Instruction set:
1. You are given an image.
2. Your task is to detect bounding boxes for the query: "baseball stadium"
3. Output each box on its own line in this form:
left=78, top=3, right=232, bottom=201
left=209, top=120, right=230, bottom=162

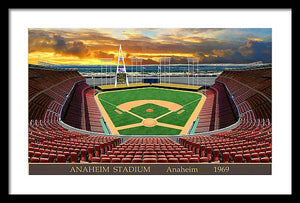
left=28, top=43, right=272, bottom=164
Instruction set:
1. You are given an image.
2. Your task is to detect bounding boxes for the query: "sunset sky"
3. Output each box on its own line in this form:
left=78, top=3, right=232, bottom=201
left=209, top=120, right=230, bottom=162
left=28, top=28, right=272, bottom=65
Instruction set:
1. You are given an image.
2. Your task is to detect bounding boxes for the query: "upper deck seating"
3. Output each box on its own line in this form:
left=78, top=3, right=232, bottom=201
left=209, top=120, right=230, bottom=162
left=29, top=67, right=84, bottom=121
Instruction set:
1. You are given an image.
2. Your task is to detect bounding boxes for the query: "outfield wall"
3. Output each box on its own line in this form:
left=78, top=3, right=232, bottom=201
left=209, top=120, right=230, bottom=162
left=85, top=76, right=217, bottom=87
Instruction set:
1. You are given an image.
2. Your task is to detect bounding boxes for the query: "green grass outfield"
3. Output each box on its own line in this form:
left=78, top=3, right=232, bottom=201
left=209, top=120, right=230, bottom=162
left=98, top=87, right=202, bottom=135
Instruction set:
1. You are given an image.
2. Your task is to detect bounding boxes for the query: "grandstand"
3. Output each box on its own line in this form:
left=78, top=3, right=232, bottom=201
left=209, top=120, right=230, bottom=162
left=28, top=65, right=272, bottom=164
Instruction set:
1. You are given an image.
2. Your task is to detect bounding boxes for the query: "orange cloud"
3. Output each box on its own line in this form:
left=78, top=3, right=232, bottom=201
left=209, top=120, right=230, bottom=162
left=28, top=28, right=271, bottom=65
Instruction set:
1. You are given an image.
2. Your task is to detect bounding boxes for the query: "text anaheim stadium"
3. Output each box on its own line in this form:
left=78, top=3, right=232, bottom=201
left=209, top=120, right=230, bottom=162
left=68, top=165, right=199, bottom=174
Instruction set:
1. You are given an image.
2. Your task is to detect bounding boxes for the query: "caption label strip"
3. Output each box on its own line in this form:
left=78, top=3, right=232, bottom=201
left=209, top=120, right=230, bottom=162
left=29, top=163, right=271, bottom=175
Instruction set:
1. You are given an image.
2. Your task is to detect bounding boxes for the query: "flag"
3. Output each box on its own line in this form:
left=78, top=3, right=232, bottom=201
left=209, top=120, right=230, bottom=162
left=118, top=67, right=125, bottom=73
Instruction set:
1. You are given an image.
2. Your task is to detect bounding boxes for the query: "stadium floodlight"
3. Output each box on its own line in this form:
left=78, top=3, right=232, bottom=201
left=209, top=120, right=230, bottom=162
left=99, top=58, right=113, bottom=88
left=130, top=58, right=143, bottom=84
left=159, top=57, right=171, bottom=84
left=187, top=57, right=199, bottom=86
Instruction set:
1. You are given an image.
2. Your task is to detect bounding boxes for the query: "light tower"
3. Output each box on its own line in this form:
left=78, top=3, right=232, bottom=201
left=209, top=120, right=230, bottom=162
left=130, top=58, right=143, bottom=84
left=187, top=57, right=199, bottom=86
left=159, top=57, right=171, bottom=84
left=115, top=44, right=129, bottom=87
left=100, top=58, right=113, bottom=87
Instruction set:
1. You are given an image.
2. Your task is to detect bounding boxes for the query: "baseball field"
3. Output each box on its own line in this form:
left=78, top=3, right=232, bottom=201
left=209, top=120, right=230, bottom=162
left=95, top=87, right=206, bottom=135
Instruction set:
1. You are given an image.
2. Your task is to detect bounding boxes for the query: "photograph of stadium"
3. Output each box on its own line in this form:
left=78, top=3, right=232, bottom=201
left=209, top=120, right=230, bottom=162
left=28, top=28, right=272, bottom=175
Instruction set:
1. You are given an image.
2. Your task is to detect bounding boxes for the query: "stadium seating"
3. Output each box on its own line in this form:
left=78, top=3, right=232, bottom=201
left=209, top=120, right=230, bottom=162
left=84, top=88, right=104, bottom=132
left=210, top=83, right=237, bottom=129
left=215, top=69, right=271, bottom=120
left=180, top=68, right=272, bottom=163
left=28, top=66, right=271, bottom=163
left=62, top=82, right=104, bottom=132
left=63, top=82, right=90, bottom=129
left=29, top=67, right=84, bottom=121
left=195, top=89, right=216, bottom=133
left=28, top=119, right=121, bottom=163
left=195, top=82, right=237, bottom=133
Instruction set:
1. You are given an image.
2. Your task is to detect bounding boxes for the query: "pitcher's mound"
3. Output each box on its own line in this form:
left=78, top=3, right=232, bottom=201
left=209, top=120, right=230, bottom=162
left=142, top=119, right=157, bottom=127
left=146, top=108, right=154, bottom=112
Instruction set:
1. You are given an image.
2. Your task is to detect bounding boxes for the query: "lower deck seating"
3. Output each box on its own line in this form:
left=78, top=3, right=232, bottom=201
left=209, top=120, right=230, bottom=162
left=28, top=119, right=120, bottom=163
left=100, top=138, right=195, bottom=163
left=180, top=116, right=272, bottom=163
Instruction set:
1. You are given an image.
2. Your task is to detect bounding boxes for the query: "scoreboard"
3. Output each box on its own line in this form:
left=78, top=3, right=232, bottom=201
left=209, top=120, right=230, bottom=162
left=117, top=73, right=127, bottom=83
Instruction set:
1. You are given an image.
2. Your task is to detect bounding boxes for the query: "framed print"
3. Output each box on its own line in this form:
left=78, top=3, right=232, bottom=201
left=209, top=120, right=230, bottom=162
left=9, top=9, right=292, bottom=195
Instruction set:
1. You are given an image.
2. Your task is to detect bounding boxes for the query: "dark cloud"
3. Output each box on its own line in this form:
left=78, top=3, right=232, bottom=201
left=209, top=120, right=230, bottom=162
left=237, top=39, right=272, bottom=63
left=200, top=39, right=272, bottom=63
left=52, top=35, right=90, bottom=58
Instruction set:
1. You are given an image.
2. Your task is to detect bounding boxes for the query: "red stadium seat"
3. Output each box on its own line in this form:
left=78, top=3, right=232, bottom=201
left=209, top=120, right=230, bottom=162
left=111, top=158, right=121, bottom=163
left=121, top=158, right=132, bottom=163
left=70, top=152, right=78, bottom=163
left=179, top=158, right=189, bottom=163
left=143, top=158, right=157, bottom=163
left=243, top=154, right=251, bottom=163
left=222, top=152, right=229, bottom=163
left=251, top=153, right=259, bottom=158
left=213, top=149, right=219, bottom=162
left=101, top=157, right=111, bottom=163
left=206, top=146, right=212, bottom=161
left=199, top=157, right=209, bottom=163
left=261, top=157, right=270, bottom=163
left=189, top=157, right=199, bottom=162
left=93, top=146, right=100, bottom=157
left=91, top=157, right=101, bottom=162
left=40, top=158, right=49, bottom=163
left=81, top=149, right=87, bottom=162
left=157, top=158, right=168, bottom=163
left=168, top=158, right=179, bottom=163
left=30, top=157, right=39, bottom=163
left=259, top=152, right=266, bottom=158
left=57, top=154, right=66, bottom=163
left=251, top=158, right=260, bottom=163
left=49, top=154, right=56, bottom=163
left=28, top=151, right=34, bottom=157
left=88, top=147, right=94, bottom=161
left=34, top=151, right=41, bottom=158
left=41, top=152, right=49, bottom=158
left=266, top=151, right=272, bottom=157
left=234, top=154, right=243, bottom=163
left=132, top=158, right=143, bottom=163
left=200, top=146, right=205, bottom=157
left=230, top=151, right=236, bottom=159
